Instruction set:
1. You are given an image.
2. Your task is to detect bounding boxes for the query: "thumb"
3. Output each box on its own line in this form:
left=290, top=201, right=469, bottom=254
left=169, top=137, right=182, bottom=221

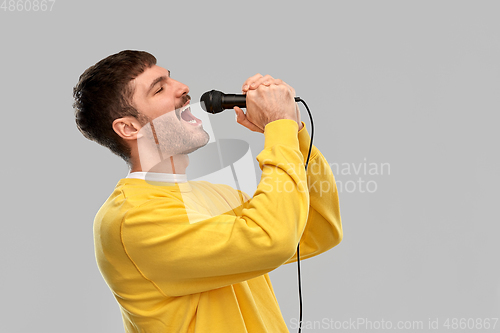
left=234, top=107, right=264, bottom=133
left=234, top=107, right=242, bottom=121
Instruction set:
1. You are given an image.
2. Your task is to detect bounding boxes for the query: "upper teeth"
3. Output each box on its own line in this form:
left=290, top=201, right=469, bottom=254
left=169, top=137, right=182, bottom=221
left=180, top=105, right=189, bottom=114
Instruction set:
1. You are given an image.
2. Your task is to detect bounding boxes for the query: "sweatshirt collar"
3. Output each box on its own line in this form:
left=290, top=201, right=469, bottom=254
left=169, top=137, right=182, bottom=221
left=126, top=171, right=188, bottom=183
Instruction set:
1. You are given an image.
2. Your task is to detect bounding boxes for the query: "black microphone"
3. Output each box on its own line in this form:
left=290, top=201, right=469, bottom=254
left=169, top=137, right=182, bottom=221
left=200, top=90, right=300, bottom=114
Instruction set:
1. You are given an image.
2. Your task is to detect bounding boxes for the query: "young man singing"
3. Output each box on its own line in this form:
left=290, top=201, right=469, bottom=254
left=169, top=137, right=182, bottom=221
left=73, top=50, right=342, bottom=332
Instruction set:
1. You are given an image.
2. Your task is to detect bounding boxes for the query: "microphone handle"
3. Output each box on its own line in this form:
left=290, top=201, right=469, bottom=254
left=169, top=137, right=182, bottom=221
left=221, top=94, right=247, bottom=109
left=221, top=94, right=301, bottom=109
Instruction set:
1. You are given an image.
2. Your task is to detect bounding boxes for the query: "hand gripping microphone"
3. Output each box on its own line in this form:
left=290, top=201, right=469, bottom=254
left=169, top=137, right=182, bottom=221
left=200, top=89, right=301, bottom=114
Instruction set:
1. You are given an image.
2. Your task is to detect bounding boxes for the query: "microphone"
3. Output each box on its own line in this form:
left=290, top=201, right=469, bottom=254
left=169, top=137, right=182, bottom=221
left=200, top=90, right=300, bottom=114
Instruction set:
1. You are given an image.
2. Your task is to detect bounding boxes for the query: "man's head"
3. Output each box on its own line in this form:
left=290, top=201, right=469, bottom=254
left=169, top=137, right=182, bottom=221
left=73, top=50, right=208, bottom=168
left=73, top=50, right=155, bottom=162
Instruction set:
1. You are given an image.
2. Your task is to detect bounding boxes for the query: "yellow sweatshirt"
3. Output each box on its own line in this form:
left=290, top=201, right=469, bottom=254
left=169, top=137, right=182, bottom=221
left=94, top=119, right=342, bottom=333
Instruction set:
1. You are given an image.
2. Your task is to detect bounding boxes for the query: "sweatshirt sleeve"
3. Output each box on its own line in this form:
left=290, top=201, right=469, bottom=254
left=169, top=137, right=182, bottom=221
left=120, top=119, right=310, bottom=297
left=284, top=122, right=343, bottom=264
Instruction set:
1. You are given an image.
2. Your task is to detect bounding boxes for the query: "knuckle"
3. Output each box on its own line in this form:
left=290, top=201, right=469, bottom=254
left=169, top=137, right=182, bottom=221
left=277, top=84, right=288, bottom=92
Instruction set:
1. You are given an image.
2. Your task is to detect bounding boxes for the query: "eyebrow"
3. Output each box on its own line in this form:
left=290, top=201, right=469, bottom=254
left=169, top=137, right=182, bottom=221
left=147, top=70, right=171, bottom=95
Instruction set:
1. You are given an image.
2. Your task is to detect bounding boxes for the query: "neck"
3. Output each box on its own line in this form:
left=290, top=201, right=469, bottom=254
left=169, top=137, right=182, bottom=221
left=130, top=154, right=189, bottom=174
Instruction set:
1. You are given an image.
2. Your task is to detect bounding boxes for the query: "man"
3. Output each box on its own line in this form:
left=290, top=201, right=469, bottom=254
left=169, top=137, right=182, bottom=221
left=73, top=50, right=342, bottom=333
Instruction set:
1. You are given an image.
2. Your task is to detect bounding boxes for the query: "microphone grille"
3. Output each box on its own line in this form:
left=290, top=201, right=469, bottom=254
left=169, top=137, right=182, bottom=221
left=200, top=90, right=224, bottom=114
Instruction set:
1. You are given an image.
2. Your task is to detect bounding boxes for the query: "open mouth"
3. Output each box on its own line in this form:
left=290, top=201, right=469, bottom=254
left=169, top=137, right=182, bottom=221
left=180, top=104, right=202, bottom=126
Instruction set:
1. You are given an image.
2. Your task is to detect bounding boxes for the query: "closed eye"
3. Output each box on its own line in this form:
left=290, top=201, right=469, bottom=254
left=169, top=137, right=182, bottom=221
left=155, top=87, right=164, bottom=94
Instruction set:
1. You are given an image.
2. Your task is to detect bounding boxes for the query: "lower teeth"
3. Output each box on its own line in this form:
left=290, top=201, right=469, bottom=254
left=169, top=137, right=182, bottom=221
left=187, top=119, right=196, bottom=123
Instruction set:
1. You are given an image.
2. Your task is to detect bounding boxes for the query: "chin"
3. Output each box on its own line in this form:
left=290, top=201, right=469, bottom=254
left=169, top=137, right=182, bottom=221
left=184, top=132, right=210, bottom=155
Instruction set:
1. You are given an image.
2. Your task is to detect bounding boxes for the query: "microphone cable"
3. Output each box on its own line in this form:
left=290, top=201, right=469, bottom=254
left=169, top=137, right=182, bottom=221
left=295, top=97, right=314, bottom=333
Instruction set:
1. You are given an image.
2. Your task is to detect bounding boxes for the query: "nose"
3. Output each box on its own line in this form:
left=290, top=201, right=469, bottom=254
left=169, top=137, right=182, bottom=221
left=173, top=79, right=189, bottom=98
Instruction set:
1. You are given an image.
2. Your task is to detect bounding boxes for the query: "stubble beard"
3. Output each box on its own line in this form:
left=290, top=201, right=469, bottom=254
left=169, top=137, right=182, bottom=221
left=146, top=98, right=210, bottom=157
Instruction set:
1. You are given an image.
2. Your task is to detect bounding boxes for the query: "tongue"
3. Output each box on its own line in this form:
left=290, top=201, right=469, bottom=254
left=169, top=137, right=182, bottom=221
left=181, top=108, right=195, bottom=121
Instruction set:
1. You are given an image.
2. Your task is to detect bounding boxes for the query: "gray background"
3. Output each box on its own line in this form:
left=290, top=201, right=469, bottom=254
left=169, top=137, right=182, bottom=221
left=1, top=0, right=499, bottom=332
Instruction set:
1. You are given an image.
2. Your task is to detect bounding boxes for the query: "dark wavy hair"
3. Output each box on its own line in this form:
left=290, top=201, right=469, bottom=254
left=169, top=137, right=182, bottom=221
left=73, top=50, right=156, bottom=162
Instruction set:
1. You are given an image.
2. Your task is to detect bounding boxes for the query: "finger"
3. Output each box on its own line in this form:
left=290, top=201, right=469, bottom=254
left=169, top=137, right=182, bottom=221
left=235, top=108, right=264, bottom=133
left=234, top=107, right=264, bottom=133
left=242, top=74, right=276, bottom=93
left=248, top=74, right=275, bottom=90
left=242, top=73, right=263, bottom=93
left=280, top=80, right=296, bottom=97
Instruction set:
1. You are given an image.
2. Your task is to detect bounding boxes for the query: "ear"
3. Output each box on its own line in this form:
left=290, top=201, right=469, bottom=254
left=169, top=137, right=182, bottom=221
left=112, top=117, right=143, bottom=141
